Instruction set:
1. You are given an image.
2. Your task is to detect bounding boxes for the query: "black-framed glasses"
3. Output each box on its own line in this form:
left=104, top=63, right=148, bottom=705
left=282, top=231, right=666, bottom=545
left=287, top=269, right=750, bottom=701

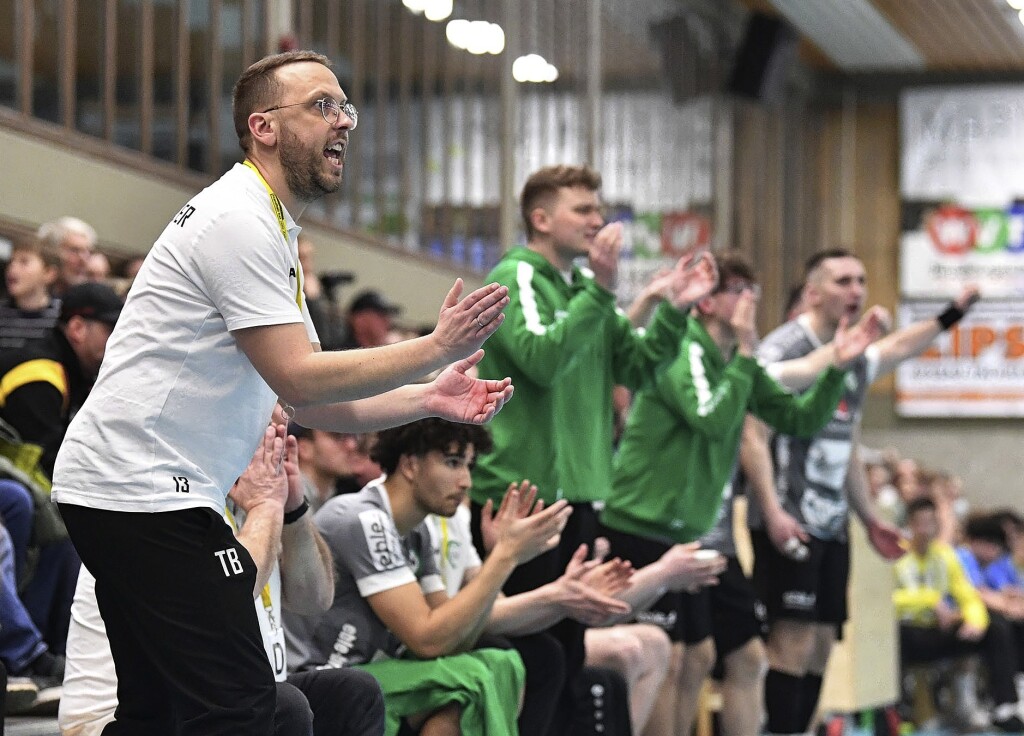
left=262, top=98, right=358, bottom=129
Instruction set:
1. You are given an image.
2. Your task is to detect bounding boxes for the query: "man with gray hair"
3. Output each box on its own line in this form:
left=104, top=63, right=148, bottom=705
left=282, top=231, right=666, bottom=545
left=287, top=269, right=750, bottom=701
left=37, top=217, right=97, bottom=296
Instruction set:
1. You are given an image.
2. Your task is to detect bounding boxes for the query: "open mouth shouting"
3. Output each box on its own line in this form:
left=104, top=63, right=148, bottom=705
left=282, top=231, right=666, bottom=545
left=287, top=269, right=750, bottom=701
left=324, top=140, right=347, bottom=168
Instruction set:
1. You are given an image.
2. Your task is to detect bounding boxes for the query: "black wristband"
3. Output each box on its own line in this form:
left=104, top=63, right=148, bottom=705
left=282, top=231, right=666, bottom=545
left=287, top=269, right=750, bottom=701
left=283, top=499, right=310, bottom=524
left=937, top=304, right=965, bottom=331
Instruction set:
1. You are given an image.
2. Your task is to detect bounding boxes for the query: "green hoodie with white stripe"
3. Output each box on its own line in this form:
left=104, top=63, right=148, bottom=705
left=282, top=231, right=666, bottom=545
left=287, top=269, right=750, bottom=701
left=470, top=246, right=689, bottom=507
left=600, top=318, right=846, bottom=545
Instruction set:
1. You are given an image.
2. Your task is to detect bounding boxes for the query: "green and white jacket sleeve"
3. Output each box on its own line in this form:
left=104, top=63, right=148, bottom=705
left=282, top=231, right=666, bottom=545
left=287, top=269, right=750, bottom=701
left=489, top=257, right=618, bottom=385
left=748, top=364, right=846, bottom=437
left=655, top=343, right=759, bottom=440
left=609, top=301, right=689, bottom=391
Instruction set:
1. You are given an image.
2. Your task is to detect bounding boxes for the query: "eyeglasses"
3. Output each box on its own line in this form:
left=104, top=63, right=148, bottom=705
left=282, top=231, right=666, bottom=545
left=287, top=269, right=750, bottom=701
left=261, top=98, right=358, bottom=129
left=717, top=282, right=761, bottom=299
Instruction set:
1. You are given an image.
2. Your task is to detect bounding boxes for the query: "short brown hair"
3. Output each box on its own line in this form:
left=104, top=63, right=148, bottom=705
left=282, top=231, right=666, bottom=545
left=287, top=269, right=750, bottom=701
left=804, top=248, right=857, bottom=283
left=712, top=251, right=757, bottom=291
left=232, top=50, right=332, bottom=153
left=520, top=165, right=602, bottom=240
left=12, top=236, right=59, bottom=269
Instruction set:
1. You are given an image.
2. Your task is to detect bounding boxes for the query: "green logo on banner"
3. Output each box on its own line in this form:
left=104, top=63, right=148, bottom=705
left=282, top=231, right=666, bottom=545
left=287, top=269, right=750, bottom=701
left=974, top=208, right=1008, bottom=253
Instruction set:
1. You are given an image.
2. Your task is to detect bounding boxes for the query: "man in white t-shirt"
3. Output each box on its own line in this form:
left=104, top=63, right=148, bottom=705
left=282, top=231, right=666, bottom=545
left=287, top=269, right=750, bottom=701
left=51, top=49, right=514, bottom=736
left=60, top=415, right=385, bottom=736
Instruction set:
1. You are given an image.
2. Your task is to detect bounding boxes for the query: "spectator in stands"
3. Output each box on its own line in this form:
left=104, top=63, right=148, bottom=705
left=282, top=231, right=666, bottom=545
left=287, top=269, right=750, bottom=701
left=341, top=289, right=402, bottom=349
left=0, top=282, right=122, bottom=656
left=1, top=521, right=62, bottom=715
left=290, top=422, right=380, bottom=511
left=121, top=256, right=145, bottom=282
left=958, top=513, right=1024, bottom=698
left=85, top=252, right=111, bottom=282
left=997, top=509, right=1024, bottom=582
left=37, top=217, right=96, bottom=297
left=740, top=249, right=979, bottom=736
left=285, top=418, right=572, bottom=735
left=894, top=497, right=1023, bottom=731
left=0, top=236, right=61, bottom=350
left=60, top=415, right=386, bottom=736
left=468, top=164, right=719, bottom=734
left=297, top=234, right=346, bottom=350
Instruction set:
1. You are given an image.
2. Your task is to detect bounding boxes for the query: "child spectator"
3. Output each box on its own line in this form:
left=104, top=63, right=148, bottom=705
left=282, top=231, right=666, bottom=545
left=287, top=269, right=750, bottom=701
left=0, top=237, right=61, bottom=350
left=895, top=498, right=1023, bottom=731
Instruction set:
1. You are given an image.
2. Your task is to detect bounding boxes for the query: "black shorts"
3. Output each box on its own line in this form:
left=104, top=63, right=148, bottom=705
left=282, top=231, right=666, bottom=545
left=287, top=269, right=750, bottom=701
left=59, top=503, right=276, bottom=736
left=750, top=529, right=850, bottom=625
left=679, top=556, right=768, bottom=657
left=598, top=524, right=688, bottom=640
left=472, top=500, right=598, bottom=689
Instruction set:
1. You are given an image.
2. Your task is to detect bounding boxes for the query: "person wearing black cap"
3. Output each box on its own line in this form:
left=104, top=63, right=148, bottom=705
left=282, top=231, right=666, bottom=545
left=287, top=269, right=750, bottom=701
left=0, top=281, right=122, bottom=712
left=341, top=289, right=402, bottom=349
left=0, top=281, right=121, bottom=494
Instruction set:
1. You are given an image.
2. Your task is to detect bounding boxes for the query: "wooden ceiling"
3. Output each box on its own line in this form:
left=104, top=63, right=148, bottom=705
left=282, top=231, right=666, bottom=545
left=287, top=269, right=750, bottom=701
left=740, top=0, right=1024, bottom=73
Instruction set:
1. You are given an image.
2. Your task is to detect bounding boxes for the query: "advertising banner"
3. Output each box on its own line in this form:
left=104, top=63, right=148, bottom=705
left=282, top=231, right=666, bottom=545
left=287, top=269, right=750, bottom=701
left=895, top=300, right=1024, bottom=417
left=899, top=86, right=1024, bottom=415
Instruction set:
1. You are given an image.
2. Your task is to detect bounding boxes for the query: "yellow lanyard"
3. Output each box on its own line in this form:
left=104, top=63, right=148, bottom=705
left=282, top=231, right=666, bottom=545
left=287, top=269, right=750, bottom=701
left=242, top=159, right=303, bottom=309
left=224, top=506, right=274, bottom=613
left=439, top=516, right=450, bottom=587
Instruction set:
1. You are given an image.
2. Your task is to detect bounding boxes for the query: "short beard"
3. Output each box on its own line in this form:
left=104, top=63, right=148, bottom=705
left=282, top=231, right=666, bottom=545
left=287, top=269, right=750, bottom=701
left=279, top=127, right=343, bottom=204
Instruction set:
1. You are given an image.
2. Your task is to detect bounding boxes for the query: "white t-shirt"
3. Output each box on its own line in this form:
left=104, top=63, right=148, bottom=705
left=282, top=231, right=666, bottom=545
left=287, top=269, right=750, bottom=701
left=52, top=163, right=318, bottom=513
left=424, top=505, right=482, bottom=597
left=59, top=508, right=287, bottom=736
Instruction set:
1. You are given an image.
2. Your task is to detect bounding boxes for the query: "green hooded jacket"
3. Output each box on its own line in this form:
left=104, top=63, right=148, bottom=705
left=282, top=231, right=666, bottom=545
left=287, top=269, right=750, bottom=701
left=601, top=319, right=846, bottom=544
left=470, top=246, right=688, bottom=506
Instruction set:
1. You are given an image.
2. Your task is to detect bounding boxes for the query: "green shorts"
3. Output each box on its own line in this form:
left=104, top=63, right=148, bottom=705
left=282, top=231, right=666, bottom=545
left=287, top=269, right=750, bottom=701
left=356, top=647, right=525, bottom=736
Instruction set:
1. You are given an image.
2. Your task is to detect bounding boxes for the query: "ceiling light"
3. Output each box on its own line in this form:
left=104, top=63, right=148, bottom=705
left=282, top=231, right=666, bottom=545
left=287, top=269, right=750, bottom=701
left=446, top=19, right=470, bottom=48
left=486, top=24, right=505, bottom=55
left=512, top=54, right=558, bottom=83
left=402, top=0, right=427, bottom=13
left=424, top=0, right=452, bottom=22
left=1009, top=0, right=1024, bottom=10
left=466, top=21, right=492, bottom=54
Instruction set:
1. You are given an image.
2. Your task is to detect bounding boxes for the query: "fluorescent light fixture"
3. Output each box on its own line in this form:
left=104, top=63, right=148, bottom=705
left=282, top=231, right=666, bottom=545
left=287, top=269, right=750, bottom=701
left=512, top=54, right=558, bottom=83
left=446, top=18, right=505, bottom=55
left=424, top=0, right=453, bottom=22
left=402, top=0, right=427, bottom=14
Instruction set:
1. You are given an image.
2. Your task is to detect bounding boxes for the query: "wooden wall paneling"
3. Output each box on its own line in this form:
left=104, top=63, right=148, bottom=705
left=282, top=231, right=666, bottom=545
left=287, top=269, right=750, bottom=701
left=420, top=9, right=435, bottom=251
left=397, top=5, right=412, bottom=246
left=139, top=0, right=153, bottom=155
left=102, top=0, right=115, bottom=141
left=348, top=0, right=365, bottom=228
left=174, top=0, right=189, bottom=167
left=207, top=0, right=222, bottom=174
left=59, top=0, right=76, bottom=127
left=321, top=0, right=340, bottom=220
left=374, top=0, right=388, bottom=235
left=297, top=0, right=312, bottom=48
left=17, top=0, right=33, bottom=114
left=241, top=0, right=255, bottom=69
left=441, top=17, right=456, bottom=256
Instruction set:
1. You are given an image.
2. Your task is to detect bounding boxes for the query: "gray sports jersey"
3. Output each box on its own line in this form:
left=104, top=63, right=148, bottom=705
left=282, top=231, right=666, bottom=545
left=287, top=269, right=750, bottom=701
left=747, top=316, right=877, bottom=541
left=699, top=475, right=737, bottom=557
left=284, top=481, right=445, bottom=670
